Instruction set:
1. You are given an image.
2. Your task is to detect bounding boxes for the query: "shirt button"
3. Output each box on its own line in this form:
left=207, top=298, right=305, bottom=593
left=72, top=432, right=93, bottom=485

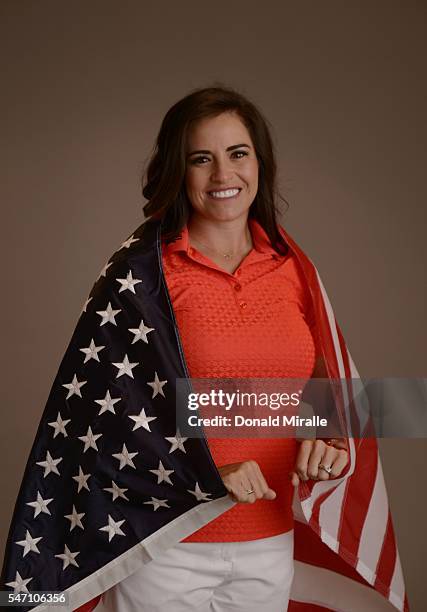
left=236, top=269, right=242, bottom=276
left=234, top=283, right=242, bottom=291
left=239, top=301, right=247, bottom=309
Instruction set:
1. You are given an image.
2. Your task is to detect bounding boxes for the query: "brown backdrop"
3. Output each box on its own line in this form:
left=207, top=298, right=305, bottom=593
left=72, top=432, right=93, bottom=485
left=1, top=1, right=426, bottom=609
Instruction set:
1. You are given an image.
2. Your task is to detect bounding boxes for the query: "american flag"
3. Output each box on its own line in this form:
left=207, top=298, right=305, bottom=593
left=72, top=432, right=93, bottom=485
left=1, top=219, right=407, bottom=611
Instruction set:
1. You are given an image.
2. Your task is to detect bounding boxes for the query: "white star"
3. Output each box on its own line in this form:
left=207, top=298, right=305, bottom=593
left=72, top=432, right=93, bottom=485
left=79, top=338, right=105, bottom=363
left=26, top=491, right=53, bottom=518
left=62, top=374, right=87, bottom=399
left=73, top=466, right=91, bottom=492
left=120, top=234, right=139, bottom=249
left=147, top=372, right=167, bottom=398
left=165, top=429, right=188, bottom=454
left=81, top=296, right=93, bottom=313
left=6, top=571, right=33, bottom=593
left=112, top=354, right=139, bottom=379
left=112, top=444, right=138, bottom=470
left=78, top=426, right=102, bottom=453
left=36, top=450, right=62, bottom=477
left=97, top=261, right=113, bottom=280
left=55, top=544, right=79, bottom=569
left=99, top=515, right=126, bottom=541
left=144, top=497, right=170, bottom=511
left=128, top=407, right=157, bottom=432
left=95, top=390, right=121, bottom=415
left=116, top=270, right=142, bottom=294
left=48, top=412, right=70, bottom=438
left=103, top=480, right=129, bottom=501
left=187, top=482, right=212, bottom=502
left=64, top=505, right=85, bottom=531
left=96, top=301, right=121, bottom=326
left=129, top=319, right=155, bottom=344
left=15, top=530, right=42, bottom=557
left=149, top=460, right=174, bottom=485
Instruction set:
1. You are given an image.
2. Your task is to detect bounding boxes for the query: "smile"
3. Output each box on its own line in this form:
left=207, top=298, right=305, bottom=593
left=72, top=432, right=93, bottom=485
left=207, top=188, right=241, bottom=199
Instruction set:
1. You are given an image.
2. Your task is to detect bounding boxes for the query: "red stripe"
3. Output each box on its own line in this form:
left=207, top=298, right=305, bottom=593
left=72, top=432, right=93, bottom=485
left=74, top=596, right=101, bottom=611
left=288, top=601, right=334, bottom=611
left=374, top=512, right=397, bottom=598
left=338, top=437, right=378, bottom=562
left=294, top=521, right=370, bottom=587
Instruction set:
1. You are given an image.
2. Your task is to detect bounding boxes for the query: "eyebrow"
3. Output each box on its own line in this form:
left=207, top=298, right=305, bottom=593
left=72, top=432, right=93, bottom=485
left=186, top=143, right=251, bottom=158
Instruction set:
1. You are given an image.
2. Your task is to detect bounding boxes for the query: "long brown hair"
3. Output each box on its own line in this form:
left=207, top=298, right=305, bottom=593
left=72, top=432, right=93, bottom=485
left=141, top=84, right=289, bottom=253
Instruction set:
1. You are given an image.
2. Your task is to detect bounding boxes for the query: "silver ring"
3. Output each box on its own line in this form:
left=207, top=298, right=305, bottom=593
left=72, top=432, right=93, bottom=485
left=245, top=489, right=255, bottom=495
left=318, top=464, right=332, bottom=474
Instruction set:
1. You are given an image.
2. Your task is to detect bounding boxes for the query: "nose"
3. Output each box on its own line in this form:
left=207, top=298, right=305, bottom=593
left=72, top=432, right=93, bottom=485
left=210, top=157, right=233, bottom=184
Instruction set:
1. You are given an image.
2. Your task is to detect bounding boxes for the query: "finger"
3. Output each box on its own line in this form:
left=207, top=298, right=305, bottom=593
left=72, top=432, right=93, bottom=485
left=289, top=471, right=300, bottom=487
left=248, top=461, right=276, bottom=500
left=329, top=451, right=349, bottom=478
left=317, top=446, right=336, bottom=481
left=307, top=440, right=327, bottom=479
left=294, top=440, right=314, bottom=480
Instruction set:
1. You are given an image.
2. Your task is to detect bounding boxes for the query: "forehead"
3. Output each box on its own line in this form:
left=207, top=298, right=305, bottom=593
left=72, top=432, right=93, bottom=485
left=186, top=112, right=252, bottom=146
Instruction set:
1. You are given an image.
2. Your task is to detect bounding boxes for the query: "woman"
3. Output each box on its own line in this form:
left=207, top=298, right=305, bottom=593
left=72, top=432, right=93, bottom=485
left=1, top=86, right=406, bottom=612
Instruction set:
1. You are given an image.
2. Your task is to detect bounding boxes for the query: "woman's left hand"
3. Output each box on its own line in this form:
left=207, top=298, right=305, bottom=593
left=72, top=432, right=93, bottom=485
left=289, top=439, right=349, bottom=487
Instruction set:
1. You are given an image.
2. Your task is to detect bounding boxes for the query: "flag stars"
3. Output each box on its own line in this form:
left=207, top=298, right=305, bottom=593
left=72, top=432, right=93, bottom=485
left=6, top=571, right=33, bottom=593
left=15, top=530, right=42, bottom=557
left=99, top=515, right=126, bottom=541
left=48, top=412, right=70, bottom=438
left=112, top=354, right=139, bottom=379
left=165, top=429, right=188, bottom=454
left=36, top=451, right=62, bottom=477
left=81, top=296, right=93, bottom=313
left=95, top=390, right=121, bottom=415
left=147, top=372, right=167, bottom=398
left=26, top=491, right=53, bottom=518
left=120, top=234, right=139, bottom=249
left=103, top=480, right=129, bottom=501
left=128, top=407, right=157, bottom=432
left=73, top=466, right=91, bottom=493
left=64, top=505, right=85, bottom=531
left=96, top=302, right=121, bottom=326
left=98, top=261, right=113, bottom=280
left=149, top=460, right=174, bottom=485
left=129, top=319, right=155, bottom=344
left=62, top=374, right=87, bottom=399
left=79, top=339, right=105, bottom=363
left=55, top=544, right=80, bottom=569
left=112, top=444, right=138, bottom=470
left=78, top=426, right=102, bottom=453
left=144, top=497, right=170, bottom=511
left=116, top=270, right=142, bottom=294
left=187, top=482, right=212, bottom=502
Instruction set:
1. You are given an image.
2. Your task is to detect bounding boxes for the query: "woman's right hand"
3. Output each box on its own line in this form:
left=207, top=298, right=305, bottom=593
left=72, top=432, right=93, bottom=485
left=218, top=460, right=277, bottom=504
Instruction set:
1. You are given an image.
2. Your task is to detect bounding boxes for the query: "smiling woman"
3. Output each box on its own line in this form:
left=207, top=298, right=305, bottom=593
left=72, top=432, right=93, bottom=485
left=1, top=85, right=407, bottom=612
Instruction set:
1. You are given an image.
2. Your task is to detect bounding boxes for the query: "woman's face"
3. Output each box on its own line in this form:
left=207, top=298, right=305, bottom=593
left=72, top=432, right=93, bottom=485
left=185, top=112, right=259, bottom=223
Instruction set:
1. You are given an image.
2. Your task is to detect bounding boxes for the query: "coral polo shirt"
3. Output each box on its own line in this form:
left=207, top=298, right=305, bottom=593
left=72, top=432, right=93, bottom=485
left=161, top=218, right=318, bottom=542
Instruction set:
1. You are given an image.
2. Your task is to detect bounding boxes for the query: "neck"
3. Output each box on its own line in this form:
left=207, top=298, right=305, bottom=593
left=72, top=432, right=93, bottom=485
left=187, top=215, right=253, bottom=254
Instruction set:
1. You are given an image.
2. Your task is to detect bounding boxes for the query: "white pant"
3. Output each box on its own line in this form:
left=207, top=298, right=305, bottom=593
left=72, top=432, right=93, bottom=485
left=96, top=530, right=294, bottom=611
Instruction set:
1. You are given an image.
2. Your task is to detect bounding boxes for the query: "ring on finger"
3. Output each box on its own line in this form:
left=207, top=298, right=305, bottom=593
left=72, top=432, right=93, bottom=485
left=245, top=488, right=255, bottom=495
left=318, top=463, right=332, bottom=474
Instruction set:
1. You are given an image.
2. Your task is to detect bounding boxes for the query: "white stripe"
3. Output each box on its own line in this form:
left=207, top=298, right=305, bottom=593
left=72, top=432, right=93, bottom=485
left=356, top=456, right=389, bottom=584
left=389, top=553, right=406, bottom=611
left=291, top=560, right=403, bottom=612
left=33, top=495, right=235, bottom=612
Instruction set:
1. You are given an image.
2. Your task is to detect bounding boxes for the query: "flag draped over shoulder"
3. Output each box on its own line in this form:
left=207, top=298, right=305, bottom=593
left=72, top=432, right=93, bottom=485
left=1, top=219, right=408, bottom=612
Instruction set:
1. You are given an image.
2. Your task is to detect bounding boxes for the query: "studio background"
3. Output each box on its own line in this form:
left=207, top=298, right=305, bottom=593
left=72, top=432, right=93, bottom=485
left=1, top=1, right=425, bottom=609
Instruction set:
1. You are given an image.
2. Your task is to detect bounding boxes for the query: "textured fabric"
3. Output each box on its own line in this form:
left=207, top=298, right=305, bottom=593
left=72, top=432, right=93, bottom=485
left=162, top=218, right=318, bottom=541
left=94, top=530, right=294, bottom=612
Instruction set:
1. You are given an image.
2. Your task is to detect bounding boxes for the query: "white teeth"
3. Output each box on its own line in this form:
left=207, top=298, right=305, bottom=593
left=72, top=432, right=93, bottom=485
left=209, top=189, right=240, bottom=198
